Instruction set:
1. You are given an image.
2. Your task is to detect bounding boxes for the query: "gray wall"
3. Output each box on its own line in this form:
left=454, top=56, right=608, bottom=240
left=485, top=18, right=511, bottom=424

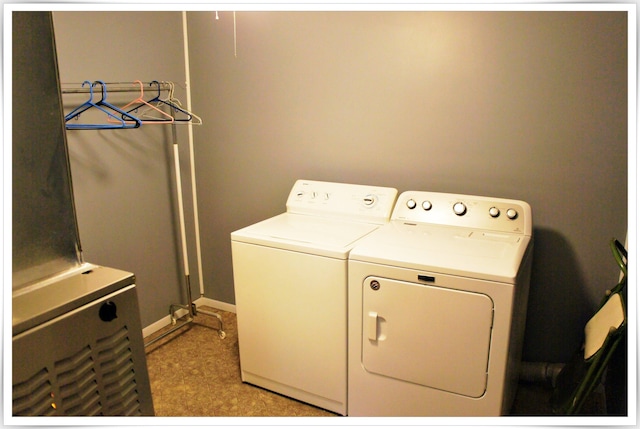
left=51, top=11, right=628, bottom=363
left=52, top=12, right=200, bottom=328
left=187, top=11, right=627, bottom=363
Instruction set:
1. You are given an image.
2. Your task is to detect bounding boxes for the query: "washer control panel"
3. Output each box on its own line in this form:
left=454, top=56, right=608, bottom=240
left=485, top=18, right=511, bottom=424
left=286, top=180, right=398, bottom=223
left=394, top=191, right=531, bottom=235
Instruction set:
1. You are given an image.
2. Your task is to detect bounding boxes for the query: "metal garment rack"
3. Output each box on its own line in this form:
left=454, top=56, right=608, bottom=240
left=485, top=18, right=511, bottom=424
left=61, top=81, right=226, bottom=346
left=62, top=81, right=171, bottom=93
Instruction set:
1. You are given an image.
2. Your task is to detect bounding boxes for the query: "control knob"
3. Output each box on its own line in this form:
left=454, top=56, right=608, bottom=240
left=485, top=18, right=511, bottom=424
left=407, top=199, right=417, bottom=209
left=489, top=207, right=500, bottom=218
left=99, top=301, right=117, bottom=322
left=453, top=202, right=467, bottom=216
left=506, top=208, right=518, bottom=220
left=422, top=200, right=432, bottom=211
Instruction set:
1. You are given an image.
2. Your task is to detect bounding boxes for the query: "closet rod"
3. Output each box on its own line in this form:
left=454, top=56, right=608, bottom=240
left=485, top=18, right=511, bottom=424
left=61, top=81, right=173, bottom=94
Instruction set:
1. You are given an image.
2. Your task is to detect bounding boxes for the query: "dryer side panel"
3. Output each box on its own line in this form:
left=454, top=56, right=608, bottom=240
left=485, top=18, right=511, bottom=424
left=361, top=277, right=494, bottom=398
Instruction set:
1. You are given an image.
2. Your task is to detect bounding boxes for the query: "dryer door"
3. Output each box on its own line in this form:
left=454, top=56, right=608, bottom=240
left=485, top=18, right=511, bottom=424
left=362, top=276, right=493, bottom=398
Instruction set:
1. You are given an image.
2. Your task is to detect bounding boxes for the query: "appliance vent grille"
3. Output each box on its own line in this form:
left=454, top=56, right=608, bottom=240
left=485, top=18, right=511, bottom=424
left=12, top=368, right=55, bottom=416
left=96, top=326, right=142, bottom=415
left=55, top=345, right=100, bottom=415
left=13, top=325, right=143, bottom=416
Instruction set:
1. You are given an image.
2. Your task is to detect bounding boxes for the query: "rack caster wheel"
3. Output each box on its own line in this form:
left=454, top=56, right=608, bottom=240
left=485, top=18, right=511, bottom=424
left=218, top=331, right=226, bottom=339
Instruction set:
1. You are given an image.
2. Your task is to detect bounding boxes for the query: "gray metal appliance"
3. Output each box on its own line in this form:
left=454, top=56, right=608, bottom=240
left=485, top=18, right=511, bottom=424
left=11, top=11, right=153, bottom=416
left=12, top=266, right=153, bottom=416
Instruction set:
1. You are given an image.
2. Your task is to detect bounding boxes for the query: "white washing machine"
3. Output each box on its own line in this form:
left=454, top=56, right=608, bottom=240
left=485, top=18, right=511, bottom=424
left=347, top=191, right=533, bottom=416
left=231, top=180, right=397, bottom=415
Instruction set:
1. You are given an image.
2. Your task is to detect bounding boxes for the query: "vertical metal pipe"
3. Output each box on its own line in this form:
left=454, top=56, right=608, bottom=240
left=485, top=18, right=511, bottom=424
left=181, top=11, right=206, bottom=298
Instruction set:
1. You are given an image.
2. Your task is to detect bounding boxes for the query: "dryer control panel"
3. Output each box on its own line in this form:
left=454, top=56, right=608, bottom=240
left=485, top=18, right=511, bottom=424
left=286, top=180, right=398, bottom=224
left=392, top=191, right=532, bottom=235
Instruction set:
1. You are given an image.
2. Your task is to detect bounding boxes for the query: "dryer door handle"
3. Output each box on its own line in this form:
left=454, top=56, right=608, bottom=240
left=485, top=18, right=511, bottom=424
left=368, top=311, right=379, bottom=341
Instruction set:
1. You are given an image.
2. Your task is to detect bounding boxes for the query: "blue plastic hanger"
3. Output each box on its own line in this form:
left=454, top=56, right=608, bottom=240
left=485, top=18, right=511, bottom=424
left=65, top=80, right=142, bottom=130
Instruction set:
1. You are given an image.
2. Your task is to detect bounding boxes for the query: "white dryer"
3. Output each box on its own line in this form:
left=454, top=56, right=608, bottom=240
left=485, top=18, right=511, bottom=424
left=231, top=180, right=397, bottom=415
left=347, top=191, right=533, bottom=416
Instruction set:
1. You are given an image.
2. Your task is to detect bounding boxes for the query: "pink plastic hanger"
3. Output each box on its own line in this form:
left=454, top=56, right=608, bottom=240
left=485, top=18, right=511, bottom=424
left=113, top=80, right=175, bottom=125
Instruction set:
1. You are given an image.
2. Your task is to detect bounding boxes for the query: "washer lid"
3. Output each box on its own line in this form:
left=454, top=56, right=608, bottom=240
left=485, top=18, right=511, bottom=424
left=349, top=221, right=532, bottom=283
left=231, top=213, right=382, bottom=259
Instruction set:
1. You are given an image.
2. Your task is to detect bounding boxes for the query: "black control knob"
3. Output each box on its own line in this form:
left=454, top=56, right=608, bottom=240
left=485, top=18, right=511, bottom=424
left=99, top=301, right=118, bottom=322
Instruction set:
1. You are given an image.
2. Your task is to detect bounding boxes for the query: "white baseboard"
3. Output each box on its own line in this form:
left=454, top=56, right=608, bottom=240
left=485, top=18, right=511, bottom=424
left=142, top=309, right=189, bottom=339
left=142, top=298, right=235, bottom=339
left=194, top=296, right=236, bottom=313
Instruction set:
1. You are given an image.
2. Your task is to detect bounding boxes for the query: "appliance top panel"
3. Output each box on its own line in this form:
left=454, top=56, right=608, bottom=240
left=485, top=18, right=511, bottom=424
left=12, top=264, right=135, bottom=336
left=392, top=191, right=532, bottom=236
left=231, top=213, right=383, bottom=258
left=285, top=180, right=398, bottom=224
left=349, top=222, right=532, bottom=282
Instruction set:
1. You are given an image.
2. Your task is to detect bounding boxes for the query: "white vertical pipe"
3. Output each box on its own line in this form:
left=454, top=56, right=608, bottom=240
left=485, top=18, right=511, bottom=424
left=181, top=11, right=206, bottom=296
left=173, top=143, right=190, bottom=276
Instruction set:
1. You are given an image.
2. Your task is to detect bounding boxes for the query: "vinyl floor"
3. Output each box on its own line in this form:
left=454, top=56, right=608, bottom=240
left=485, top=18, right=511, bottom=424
left=144, top=306, right=334, bottom=417
left=143, top=306, right=603, bottom=418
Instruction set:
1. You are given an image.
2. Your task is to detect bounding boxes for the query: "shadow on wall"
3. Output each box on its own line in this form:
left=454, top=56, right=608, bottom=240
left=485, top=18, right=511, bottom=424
left=522, top=228, right=591, bottom=364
